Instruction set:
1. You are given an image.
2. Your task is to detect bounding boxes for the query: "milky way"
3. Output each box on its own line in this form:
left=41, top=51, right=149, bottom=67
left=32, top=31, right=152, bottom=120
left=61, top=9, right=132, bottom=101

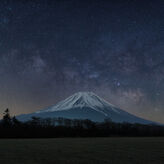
left=0, top=0, right=164, bottom=123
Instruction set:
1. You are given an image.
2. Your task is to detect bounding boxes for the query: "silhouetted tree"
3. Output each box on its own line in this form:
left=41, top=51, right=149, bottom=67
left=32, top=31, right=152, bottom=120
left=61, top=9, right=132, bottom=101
left=12, top=116, right=21, bottom=126
left=30, top=117, right=41, bottom=126
left=2, top=108, right=12, bottom=127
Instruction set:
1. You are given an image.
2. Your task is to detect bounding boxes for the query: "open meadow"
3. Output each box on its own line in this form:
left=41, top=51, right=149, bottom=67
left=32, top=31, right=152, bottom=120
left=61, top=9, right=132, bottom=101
left=0, top=137, right=164, bottom=164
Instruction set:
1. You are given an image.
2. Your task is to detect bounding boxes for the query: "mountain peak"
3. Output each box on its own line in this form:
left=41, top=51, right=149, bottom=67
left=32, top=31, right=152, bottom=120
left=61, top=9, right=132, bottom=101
left=17, top=91, right=156, bottom=124
left=36, top=91, right=114, bottom=113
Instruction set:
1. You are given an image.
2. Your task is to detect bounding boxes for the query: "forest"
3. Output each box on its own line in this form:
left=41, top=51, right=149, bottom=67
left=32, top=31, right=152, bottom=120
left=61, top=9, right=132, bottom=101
left=1, top=109, right=164, bottom=138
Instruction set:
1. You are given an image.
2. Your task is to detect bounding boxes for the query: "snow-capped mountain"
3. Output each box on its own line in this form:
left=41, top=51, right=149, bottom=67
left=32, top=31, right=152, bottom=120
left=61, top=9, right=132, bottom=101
left=17, top=92, right=156, bottom=124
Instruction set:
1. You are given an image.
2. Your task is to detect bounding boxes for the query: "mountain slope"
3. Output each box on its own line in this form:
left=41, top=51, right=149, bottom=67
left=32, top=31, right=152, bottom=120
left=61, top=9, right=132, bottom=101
left=17, top=92, right=156, bottom=124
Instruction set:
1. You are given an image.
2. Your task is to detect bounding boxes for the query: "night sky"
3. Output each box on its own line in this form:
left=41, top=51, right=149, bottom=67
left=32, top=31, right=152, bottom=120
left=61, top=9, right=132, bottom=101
left=0, top=0, right=164, bottom=123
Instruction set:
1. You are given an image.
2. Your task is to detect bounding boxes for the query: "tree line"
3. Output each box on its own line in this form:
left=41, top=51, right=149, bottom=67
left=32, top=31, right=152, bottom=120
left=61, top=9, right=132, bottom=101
left=0, top=108, right=164, bottom=138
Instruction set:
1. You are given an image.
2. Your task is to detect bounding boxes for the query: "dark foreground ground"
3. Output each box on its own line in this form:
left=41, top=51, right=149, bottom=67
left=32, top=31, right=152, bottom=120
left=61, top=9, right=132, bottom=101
left=0, top=137, right=164, bottom=164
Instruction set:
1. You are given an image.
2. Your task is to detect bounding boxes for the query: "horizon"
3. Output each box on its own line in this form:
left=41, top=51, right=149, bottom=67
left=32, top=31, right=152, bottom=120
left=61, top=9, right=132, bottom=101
left=0, top=0, right=164, bottom=123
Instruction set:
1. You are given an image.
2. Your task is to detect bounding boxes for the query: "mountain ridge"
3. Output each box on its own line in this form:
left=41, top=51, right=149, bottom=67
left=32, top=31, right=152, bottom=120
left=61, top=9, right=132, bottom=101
left=17, top=92, right=158, bottom=125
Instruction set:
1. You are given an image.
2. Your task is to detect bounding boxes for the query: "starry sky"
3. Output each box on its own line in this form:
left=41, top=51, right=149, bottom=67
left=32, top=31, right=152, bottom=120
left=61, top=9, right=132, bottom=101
left=0, top=0, right=164, bottom=123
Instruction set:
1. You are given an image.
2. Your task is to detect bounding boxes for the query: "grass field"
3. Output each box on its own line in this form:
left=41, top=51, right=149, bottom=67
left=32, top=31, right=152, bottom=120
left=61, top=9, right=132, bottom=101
left=0, top=137, right=164, bottom=164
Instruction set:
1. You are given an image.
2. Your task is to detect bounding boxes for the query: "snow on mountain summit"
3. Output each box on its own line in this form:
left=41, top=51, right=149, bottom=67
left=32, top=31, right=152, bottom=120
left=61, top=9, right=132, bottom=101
left=35, top=92, right=118, bottom=115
